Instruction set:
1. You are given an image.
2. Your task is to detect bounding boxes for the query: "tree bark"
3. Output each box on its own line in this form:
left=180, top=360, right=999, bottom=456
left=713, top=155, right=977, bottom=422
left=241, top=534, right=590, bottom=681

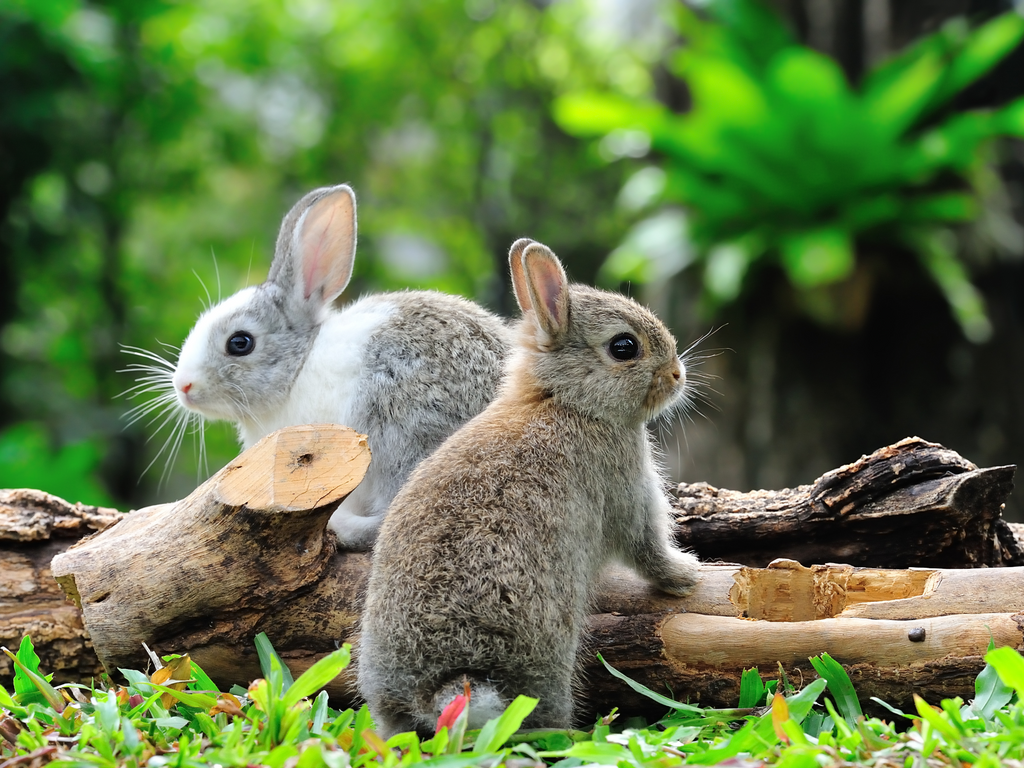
left=27, top=430, right=1020, bottom=721
left=673, top=436, right=1021, bottom=568
left=0, top=488, right=121, bottom=683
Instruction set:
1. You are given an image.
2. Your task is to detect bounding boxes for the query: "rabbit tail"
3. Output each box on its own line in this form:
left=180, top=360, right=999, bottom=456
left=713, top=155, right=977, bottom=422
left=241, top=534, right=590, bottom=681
left=434, top=678, right=509, bottom=731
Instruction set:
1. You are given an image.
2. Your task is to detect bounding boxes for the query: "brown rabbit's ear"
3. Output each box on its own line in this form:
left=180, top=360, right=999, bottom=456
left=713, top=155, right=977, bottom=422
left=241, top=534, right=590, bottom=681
left=279, top=185, right=357, bottom=307
left=508, top=238, right=534, bottom=313
left=521, top=242, right=569, bottom=339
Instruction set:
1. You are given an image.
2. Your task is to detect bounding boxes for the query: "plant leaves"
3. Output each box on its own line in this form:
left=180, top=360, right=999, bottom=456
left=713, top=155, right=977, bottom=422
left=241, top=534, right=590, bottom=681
left=282, top=646, right=351, bottom=708
left=596, top=653, right=703, bottom=713
left=738, top=668, right=766, bottom=709
left=809, top=653, right=863, bottom=720
left=473, top=695, right=538, bottom=753
left=1, top=645, right=64, bottom=712
left=780, top=227, right=855, bottom=287
left=255, top=632, right=295, bottom=696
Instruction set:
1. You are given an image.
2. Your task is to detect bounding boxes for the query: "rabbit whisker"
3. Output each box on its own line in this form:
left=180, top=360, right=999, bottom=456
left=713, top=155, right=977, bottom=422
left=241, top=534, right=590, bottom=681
left=194, top=268, right=213, bottom=313
left=212, top=248, right=222, bottom=304
left=123, top=395, right=179, bottom=427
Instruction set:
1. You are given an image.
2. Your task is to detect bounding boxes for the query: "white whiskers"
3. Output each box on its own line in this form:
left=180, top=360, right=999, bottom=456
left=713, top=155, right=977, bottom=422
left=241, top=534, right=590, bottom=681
left=116, top=344, right=209, bottom=490
left=655, top=326, right=729, bottom=464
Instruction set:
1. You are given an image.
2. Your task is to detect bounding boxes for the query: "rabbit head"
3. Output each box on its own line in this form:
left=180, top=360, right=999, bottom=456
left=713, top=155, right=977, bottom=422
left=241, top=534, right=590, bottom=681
left=171, top=185, right=357, bottom=427
left=507, top=238, right=684, bottom=427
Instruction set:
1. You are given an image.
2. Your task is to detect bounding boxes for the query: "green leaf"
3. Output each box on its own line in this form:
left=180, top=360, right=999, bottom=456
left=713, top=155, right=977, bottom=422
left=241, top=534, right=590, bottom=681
left=909, top=229, right=992, bottom=343
left=904, top=192, right=978, bottom=223
left=2, top=644, right=64, bottom=711
left=863, top=48, right=945, bottom=136
left=473, top=695, right=538, bottom=753
left=282, top=646, right=351, bottom=708
left=809, top=653, right=863, bottom=720
left=598, top=209, right=692, bottom=286
left=552, top=93, right=667, bottom=138
left=768, top=47, right=848, bottom=107
left=764, top=677, right=828, bottom=728
left=971, top=653, right=1014, bottom=720
left=738, top=668, right=766, bottom=709
left=939, top=12, right=1024, bottom=105
left=255, top=632, right=295, bottom=695
left=188, top=659, right=222, bottom=695
left=996, top=97, right=1024, bottom=137
left=139, top=682, right=218, bottom=709
left=914, top=694, right=961, bottom=741
left=780, top=228, right=855, bottom=287
left=310, top=691, right=330, bottom=736
left=985, top=646, right=1024, bottom=698
left=596, top=653, right=703, bottom=713
left=13, top=636, right=43, bottom=698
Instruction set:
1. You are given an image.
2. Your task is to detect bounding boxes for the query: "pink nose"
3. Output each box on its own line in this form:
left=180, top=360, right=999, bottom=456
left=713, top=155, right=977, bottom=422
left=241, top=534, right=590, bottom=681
left=180, top=382, right=192, bottom=394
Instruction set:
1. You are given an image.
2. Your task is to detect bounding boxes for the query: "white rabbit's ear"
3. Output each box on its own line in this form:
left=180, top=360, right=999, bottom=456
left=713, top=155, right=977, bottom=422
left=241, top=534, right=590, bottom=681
left=521, top=242, right=569, bottom=339
left=508, top=238, right=534, bottom=313
left=291, top=185, right=357, bottom=305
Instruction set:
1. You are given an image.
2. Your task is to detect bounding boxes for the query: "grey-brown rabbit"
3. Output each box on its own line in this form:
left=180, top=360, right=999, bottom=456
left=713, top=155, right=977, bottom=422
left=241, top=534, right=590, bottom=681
left=358, top=239, right=701, bottom=736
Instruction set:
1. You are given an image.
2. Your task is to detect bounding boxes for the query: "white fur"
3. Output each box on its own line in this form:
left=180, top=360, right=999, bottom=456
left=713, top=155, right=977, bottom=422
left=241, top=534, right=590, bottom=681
left=235, top=296, right=397, bottom=447
left=173, top=288, right=258, bottom=421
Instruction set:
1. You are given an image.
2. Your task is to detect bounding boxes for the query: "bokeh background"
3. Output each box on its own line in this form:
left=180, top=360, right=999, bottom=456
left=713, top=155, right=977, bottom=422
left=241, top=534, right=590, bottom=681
left=3, top=0, right=1024, bottom=518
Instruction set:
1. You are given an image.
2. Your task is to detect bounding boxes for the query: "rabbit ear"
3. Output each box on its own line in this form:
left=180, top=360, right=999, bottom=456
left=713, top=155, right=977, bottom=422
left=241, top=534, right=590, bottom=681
left=508, top=238, right=534, bottom=313
left=271, top=185, right=357, bottom=308
left=521, top=242, right=569, bottom=339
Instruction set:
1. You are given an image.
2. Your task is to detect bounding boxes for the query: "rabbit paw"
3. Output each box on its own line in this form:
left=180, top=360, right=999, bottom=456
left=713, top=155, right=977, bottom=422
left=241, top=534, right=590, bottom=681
left=655, top=550, right=701, bottom=597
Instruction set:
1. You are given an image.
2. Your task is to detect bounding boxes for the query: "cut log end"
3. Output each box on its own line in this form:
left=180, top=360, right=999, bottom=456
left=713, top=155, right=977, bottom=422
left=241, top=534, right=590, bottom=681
left=216, top=424, right=371, bottom=511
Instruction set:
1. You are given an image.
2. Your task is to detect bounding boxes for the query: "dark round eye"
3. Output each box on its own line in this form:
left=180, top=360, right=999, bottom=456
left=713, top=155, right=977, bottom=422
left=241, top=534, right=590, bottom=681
left=226, top=331, right=255, bottom=356
left=608, top=333, right=640, bottom=361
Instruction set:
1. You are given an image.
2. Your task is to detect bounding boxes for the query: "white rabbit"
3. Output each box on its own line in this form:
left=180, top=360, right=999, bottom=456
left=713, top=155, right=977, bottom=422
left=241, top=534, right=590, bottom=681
left=130, top=185, right=511, bottom=550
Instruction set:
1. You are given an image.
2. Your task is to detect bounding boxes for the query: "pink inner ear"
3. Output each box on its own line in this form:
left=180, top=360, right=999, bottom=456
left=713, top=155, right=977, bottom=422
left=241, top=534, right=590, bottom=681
left=298, top=194, right=355, bottom=302
left=527, top=251, right=567, bottom=331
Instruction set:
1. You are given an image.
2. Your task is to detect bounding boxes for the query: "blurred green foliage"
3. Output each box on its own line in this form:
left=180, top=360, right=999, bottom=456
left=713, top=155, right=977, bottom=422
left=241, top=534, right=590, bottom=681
left=2, top=0, right=1022, bottom=508
left=0, top=0, right=664, bottom=506
left=555, top=0, right=1024, bottom=342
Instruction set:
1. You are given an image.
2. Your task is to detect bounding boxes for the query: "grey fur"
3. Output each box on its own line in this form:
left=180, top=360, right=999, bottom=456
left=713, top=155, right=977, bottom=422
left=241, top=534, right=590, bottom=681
left=170, top=185, right=511, bottom=549
left=358, top=240, right=701, bottom=736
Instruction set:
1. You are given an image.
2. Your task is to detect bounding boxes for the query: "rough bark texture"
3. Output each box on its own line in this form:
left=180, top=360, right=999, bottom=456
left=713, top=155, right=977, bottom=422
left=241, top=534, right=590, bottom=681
left=0, top=488, right=121, bottom=683
left=673, top=436, right=1021, bottom=568
left=3, top=432, right=1021, bottom=720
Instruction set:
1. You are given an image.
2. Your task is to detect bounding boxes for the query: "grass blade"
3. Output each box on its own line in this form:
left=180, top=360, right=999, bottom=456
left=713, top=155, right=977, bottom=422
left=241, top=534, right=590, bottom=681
left=596, top=653, right=703, bottom=713
left=809, top=653, right=863, bottom=720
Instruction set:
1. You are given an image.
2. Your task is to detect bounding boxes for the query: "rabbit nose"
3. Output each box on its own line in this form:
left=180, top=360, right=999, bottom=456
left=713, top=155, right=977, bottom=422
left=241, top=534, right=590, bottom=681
left=180, top=382, right=193, bottom=394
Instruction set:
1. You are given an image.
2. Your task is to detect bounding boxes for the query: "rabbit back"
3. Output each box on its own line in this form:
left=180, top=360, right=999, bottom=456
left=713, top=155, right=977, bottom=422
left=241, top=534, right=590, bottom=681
left=360, top=398, right=629, bottom=733
left=358, top=240, right=701, bottom=733
left=321, top=290, right=511, bottom=547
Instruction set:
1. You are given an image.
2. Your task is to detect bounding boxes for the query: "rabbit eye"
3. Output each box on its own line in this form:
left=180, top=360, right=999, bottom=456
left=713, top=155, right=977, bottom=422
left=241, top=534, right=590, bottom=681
left=226, top=332, right=255, bottom=356
left=608, top=333, right=640, bottom=361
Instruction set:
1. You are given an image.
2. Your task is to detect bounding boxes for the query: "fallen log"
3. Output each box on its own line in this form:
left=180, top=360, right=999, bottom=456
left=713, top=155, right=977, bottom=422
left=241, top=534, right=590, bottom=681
left=0, top=488, right=121, bottom=683
left=673, top=436, right=1022, bottom=568
left=36, top=429, right=1023, bottom=722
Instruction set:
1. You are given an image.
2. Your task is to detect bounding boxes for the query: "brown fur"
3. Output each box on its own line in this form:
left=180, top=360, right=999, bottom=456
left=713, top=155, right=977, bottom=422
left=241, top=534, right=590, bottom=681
left=358, top=240, right=701, bottom=736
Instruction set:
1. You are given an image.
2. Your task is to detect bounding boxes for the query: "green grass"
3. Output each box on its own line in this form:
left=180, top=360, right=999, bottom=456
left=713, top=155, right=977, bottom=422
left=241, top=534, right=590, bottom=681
left=4, top=634, right=1024, bottom=767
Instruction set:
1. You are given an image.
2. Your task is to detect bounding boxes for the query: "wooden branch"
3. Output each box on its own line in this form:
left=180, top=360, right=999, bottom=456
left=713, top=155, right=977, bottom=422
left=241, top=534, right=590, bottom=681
left=673, top=436, right=1021, bottom=568
left=36, top=430, right=1024, bottom=723
left=51, top=424, right=370, bottom=681
left=0, top=489, right=121, bottom=682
